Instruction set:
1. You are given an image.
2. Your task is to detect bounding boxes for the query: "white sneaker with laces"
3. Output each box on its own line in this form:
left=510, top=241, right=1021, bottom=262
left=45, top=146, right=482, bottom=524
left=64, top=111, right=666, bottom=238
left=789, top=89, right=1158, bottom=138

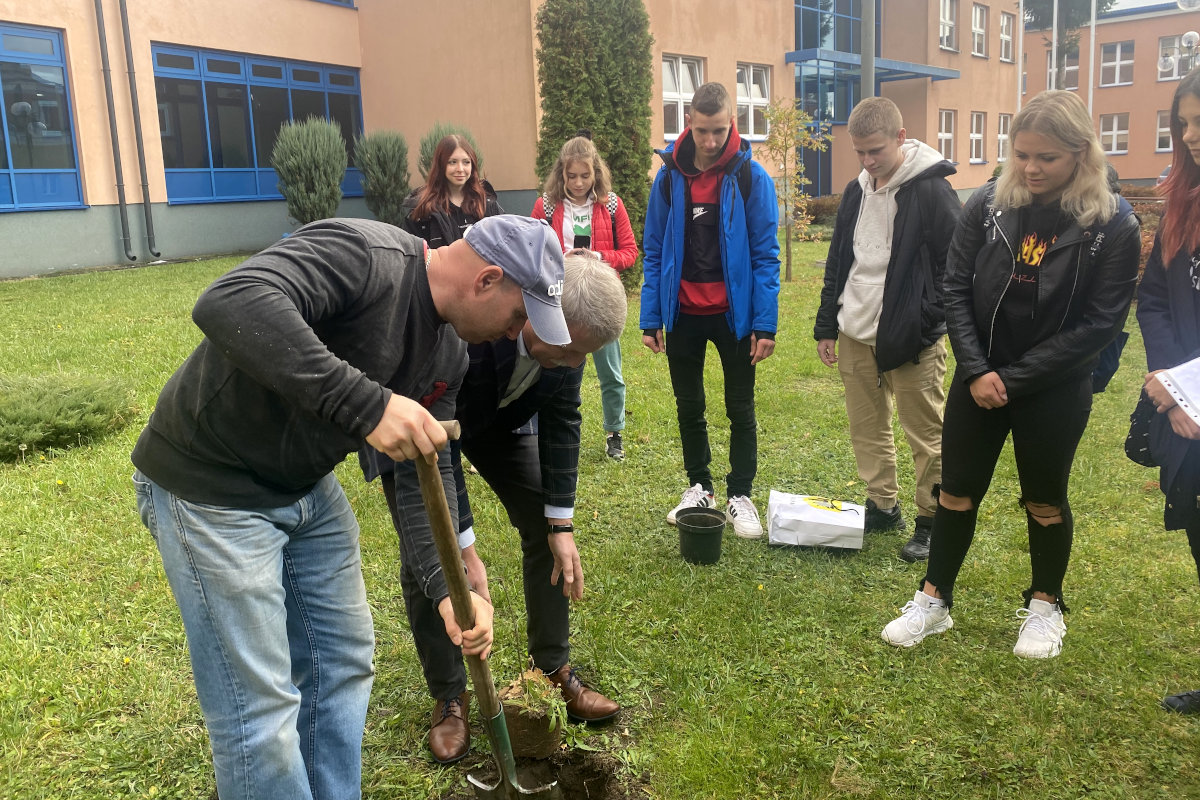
left=1013, top=598, right=1066, bottom=659
left=882, top=591, right=954, bottom=647
left=666, top=483, right=715, bottom=525
left=726, top=495, right=763, bottom=539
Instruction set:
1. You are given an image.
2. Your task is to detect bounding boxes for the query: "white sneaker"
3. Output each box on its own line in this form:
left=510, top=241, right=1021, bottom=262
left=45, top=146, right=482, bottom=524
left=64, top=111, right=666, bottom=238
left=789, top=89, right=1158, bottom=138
left=882, top=591, right=954, bottom=648
left=1013, top=598, right=1066, bottom=659
left=666, top=484, right=715, bottom=525
left=726, top=495, right=763, bottom=539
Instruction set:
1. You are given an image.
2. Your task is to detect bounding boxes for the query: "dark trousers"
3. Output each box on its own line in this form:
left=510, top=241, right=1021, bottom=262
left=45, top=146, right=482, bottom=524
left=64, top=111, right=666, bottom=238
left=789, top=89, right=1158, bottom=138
left=383, top=432, right=569, bottom=701
left=665, top=312, right=758, bottom=497
left=1185, top=525, right=1200, bottom=585
left=924, top=370, right=1092, bottom=607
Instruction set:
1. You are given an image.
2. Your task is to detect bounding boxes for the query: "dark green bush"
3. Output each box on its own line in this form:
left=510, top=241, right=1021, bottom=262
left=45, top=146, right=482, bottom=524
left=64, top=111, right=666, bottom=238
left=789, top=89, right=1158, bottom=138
left=0, top=375, right=135, bottom=461
left=355, top=131, right=411, bottom=227
left=417, top=123, right=482, bottom=182
left=272, top=118, right=347, bottom=226
left=807, top=193, right=842, bottom=225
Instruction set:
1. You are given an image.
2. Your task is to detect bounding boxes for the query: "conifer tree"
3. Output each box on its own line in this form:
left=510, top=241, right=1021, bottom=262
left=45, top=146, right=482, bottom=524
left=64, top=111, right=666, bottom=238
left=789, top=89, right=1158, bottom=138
left=535, top=0, right=653, bottom=287
left=354, top=131, right=410, bottom=227
left=593, top=0, right=653, bottom=257
left=534, top=0, right=600, bottom=183
left=271, top=118, right=346, bottom=226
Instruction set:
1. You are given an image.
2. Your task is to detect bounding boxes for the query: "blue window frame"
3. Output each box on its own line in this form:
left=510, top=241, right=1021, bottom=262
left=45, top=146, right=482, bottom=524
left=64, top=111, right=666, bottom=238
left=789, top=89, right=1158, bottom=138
left=152, top=44, right=363, bottom=204
left=0, top=23, right=83, bottom=211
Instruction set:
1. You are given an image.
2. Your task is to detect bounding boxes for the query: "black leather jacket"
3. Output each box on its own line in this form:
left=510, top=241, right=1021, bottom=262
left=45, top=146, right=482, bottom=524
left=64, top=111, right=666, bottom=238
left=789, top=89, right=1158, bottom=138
left=945, top=180, right=1141, bottom=399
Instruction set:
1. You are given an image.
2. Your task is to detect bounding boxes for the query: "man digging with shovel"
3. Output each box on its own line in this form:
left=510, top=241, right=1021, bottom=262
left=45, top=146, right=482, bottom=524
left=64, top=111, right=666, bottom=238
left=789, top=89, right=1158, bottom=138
left=365, top=251, right=626, bottom=765
left=131, top=215, right=559, bottom=800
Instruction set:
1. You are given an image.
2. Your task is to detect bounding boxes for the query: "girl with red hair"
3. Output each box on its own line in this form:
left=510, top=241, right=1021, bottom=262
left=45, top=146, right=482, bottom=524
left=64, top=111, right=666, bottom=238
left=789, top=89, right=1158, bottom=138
left=1135, top=66, right=1200, bottom=715
left=402, top=134, right=502, bottom=247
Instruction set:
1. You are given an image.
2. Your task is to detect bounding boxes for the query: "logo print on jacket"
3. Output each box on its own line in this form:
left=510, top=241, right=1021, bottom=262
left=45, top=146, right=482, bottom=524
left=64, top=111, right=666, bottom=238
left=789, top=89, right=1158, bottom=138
left=421, top=381, right=448, bottom=409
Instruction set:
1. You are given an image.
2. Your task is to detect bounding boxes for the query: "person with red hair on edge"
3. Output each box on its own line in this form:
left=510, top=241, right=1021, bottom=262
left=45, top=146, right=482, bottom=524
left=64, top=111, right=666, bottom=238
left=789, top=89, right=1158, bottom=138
left=1135, top=66, right=1200, bottom=714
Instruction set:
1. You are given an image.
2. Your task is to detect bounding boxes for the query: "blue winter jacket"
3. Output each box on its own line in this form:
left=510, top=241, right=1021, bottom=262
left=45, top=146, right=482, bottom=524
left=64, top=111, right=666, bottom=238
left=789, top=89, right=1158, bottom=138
left=639, top=137, right=780, bottom=339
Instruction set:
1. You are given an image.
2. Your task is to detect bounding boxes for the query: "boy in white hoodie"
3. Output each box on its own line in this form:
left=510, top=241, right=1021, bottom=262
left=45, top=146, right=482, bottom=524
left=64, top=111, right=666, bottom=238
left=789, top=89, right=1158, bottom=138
left=813, top=97, right=963, bottom=562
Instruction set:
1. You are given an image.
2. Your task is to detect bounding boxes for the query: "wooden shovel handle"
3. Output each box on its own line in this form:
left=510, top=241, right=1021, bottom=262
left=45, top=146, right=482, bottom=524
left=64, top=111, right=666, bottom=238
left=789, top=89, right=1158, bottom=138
left=413, top=423, right=503, bottom=719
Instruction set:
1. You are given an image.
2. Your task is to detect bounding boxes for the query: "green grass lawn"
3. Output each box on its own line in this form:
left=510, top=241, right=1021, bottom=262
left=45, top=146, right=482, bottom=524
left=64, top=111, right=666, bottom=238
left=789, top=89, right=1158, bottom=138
left=2, top=242, right=1198, bottom=799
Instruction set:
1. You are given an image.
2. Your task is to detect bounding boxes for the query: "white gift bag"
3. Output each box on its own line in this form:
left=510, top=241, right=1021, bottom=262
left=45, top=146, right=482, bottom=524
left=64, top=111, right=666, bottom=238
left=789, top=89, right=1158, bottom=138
left=767, top=491, right=865, bottom=550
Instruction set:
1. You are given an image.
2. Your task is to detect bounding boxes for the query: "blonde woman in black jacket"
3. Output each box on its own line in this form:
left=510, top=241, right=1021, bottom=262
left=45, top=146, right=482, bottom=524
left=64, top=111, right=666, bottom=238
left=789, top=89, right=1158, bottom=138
left=882, top=90, right=1141, bottom=659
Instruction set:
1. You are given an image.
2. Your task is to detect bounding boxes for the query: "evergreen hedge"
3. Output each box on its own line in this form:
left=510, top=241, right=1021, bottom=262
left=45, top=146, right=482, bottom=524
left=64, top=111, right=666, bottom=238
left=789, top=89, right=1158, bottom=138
left=0, top=375, right=134, bottom=461
left=355, top=131, right=411, bottom=227
left=535, top=0, right=653, bottom=290
left=271, top=118, right=347, bottom=226
left=417, top=123, right=483, bottom=182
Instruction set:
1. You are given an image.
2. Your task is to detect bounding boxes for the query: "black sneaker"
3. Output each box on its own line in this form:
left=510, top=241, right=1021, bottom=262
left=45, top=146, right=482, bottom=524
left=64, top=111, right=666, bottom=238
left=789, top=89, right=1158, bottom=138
left=864, top=499, right=905, bottom=533
left=1163, top=690, right=1200, bottom=714
left=605, top=432, right=624, bottom=461
left=899, top=515, right=933, bottom=562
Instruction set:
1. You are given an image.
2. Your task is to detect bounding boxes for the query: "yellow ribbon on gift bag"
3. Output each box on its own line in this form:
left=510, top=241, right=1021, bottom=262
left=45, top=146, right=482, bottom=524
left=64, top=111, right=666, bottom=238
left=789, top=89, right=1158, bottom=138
left=803, top=496, right=844, bottom=512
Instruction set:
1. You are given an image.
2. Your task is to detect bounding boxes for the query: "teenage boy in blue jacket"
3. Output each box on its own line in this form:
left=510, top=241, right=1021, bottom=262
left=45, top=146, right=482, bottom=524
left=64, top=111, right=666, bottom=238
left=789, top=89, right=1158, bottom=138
left=640, top=81, right=780, bottom=539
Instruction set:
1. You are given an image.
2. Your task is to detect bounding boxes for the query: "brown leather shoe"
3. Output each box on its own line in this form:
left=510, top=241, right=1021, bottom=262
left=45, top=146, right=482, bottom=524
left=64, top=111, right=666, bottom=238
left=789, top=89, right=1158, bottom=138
left=428, top=692, right=470, bottom=763
left=544, top=664, right=620, bottom=723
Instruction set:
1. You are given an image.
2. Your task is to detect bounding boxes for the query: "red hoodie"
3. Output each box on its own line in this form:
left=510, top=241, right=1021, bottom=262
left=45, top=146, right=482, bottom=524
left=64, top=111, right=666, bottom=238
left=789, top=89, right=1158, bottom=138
left=673, top=125, right=743, bottom=315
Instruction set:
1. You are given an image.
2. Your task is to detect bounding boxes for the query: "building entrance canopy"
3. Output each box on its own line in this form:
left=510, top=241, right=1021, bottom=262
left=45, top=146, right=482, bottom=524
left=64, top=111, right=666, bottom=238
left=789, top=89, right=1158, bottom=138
left=786, top=48, right=960, bottom=83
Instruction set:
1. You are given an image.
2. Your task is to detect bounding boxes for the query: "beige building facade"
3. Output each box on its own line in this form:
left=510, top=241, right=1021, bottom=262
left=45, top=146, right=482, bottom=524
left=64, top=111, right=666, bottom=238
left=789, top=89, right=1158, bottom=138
left=1022, top=2, right=1200, bottom=184
left=0, top=1, right=1194, bottom=277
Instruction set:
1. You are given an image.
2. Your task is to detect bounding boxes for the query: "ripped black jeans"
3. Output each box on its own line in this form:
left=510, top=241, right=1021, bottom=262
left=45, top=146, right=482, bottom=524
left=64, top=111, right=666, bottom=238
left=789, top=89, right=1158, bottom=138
left=923, top=370, right=1093, bottom=609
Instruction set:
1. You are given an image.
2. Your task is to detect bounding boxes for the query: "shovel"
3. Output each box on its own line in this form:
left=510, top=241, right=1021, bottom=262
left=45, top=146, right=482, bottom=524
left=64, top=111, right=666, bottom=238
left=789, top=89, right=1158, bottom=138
left=414, top=421, right=561, bottom=800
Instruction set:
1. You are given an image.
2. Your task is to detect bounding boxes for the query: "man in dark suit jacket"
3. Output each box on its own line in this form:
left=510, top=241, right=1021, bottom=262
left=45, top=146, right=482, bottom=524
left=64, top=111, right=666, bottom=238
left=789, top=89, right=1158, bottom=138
left=376, top=253, right=628, bottom=764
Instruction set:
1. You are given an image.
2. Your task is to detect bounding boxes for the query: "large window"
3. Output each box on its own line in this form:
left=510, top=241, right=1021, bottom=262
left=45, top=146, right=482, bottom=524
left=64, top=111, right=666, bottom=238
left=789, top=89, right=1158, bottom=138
left=795, top=0, right=878, bottom=54
left=152, top=45, right=362, bottom=203
left=938, top=109, right=956, bottom=162
left=1046, top=48, right=1079, bottom=91
left=971, top=4, right=988, bottom=57
left=970, top=112, right=986, bottom=163
left=1100, top=41, right=1134, bottom=87
left=662, top=54, right=701, bottom=138
left=1158, top=110, right=1173, bottom=152
left=0, top=23, right=82, bottom=210
left=997, top=112, right=1011, bottom=162
left=940, top=0, right=958, bottom=51
left=1099, top=113, right=1129, bottom=154
left=999, top=13, right=1014, bottom=62
left=736, top=63, right=770, bottom=139
left=1159, top=35, right=1196, bottom=81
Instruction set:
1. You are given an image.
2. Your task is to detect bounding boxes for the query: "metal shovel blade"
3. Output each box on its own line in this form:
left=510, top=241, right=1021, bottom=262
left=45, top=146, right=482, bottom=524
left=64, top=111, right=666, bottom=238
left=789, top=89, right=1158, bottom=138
left=466, top=773, right=561, bottom=800
left=466, top=709, right=561, bottom=799
left=412, top=440, right=559, bottom=800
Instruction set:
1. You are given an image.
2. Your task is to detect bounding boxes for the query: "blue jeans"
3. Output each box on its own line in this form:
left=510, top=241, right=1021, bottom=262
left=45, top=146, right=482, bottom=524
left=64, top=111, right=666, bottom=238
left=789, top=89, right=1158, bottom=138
left=590, top=339, right=626, bottom=432
left=133, top=471, right=375, bottom=800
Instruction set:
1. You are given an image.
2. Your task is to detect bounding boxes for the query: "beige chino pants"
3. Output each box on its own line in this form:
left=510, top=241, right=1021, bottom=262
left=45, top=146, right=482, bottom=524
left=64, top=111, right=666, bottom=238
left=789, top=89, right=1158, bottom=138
left=836, top=335, right=947, bottom=519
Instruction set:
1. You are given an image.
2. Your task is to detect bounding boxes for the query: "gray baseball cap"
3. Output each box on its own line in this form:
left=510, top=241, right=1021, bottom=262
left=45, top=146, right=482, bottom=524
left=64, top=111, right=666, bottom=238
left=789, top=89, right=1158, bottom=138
left=464, top=215, right=569, bottom=346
